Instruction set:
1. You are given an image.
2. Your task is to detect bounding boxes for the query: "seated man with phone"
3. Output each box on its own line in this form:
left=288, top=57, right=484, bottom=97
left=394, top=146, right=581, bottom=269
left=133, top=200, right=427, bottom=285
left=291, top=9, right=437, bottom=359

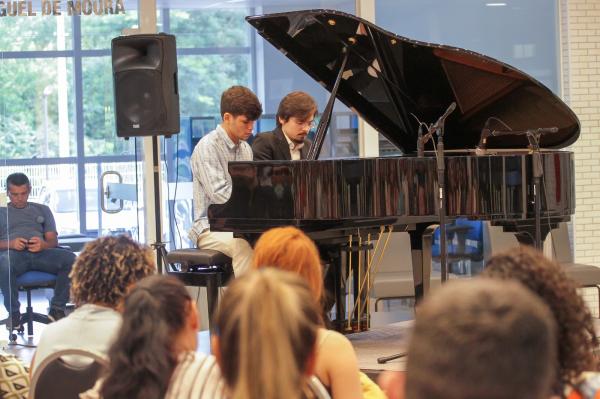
left=0, top=173, right=75, bottom=330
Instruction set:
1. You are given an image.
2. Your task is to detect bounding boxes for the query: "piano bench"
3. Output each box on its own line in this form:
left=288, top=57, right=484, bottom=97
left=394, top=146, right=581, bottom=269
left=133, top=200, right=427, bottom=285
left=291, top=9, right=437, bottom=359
left=166, top=249, right=233, bottom=330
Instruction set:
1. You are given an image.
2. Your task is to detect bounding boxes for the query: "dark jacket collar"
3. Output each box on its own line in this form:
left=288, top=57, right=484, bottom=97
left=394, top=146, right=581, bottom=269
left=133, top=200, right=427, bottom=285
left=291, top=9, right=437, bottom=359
left=274, top=126, right=312, bottom=159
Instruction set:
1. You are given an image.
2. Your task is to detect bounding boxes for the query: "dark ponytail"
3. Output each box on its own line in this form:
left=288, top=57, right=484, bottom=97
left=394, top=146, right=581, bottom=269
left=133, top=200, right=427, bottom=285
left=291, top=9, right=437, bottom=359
left=100, top=275, right=191, bottom=399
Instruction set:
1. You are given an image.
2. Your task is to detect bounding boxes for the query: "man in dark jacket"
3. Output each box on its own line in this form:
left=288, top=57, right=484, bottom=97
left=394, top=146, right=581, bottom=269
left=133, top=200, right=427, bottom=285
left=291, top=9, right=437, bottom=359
left=252, top=91, right=317, bottom=160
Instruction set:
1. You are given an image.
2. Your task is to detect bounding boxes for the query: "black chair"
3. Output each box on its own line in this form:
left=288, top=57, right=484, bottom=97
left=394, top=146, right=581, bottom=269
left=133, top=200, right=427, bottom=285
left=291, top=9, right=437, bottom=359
left=166, top=249, right=233, bottom=329
left=29, top=348, right=108, bottom=399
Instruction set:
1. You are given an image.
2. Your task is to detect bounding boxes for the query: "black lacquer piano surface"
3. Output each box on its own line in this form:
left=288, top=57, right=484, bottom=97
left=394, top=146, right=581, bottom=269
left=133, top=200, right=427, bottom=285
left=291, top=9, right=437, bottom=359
left=208, top=9, right=579, bottom=299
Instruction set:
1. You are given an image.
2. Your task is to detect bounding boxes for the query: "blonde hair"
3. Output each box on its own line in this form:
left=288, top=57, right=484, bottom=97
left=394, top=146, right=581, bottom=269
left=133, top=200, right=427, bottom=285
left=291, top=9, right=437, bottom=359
left=215, top=269, right=320, bottom=399
left=252, top=226, right=323, bottom=300
left=69, top=235, right=156, bottom=307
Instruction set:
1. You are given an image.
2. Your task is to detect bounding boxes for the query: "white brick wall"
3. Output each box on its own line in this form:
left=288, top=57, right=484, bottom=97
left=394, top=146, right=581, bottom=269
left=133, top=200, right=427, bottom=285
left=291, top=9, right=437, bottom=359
left=562, top=0, right=600, bottom=265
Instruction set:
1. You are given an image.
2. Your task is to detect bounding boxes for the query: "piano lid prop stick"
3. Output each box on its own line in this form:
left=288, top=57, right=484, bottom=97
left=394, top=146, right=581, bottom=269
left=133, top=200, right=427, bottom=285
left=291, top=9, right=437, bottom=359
left=307, top=47, right=350, bottom=160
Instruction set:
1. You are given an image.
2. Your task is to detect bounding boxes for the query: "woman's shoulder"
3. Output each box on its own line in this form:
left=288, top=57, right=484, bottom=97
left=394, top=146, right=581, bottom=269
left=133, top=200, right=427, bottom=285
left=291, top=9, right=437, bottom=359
left=167, top=352, right=227, bottom=399
left=316, top=328, right=359, bottom=372
left=318, top=328, right=354, bottom=351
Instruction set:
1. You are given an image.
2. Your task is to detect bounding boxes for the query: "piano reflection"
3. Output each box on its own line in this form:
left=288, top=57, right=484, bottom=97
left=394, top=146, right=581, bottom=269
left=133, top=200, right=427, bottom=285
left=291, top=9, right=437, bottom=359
left=208, top=9, right=579, bottom=329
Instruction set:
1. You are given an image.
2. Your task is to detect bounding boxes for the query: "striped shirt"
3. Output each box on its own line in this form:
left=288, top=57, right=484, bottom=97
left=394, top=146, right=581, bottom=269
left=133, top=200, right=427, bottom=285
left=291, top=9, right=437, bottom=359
left=80, top=352, right=225, bottom=399
left=165, top=352, right=226, bottom=399
left=188, top=125, right=253, bottom=241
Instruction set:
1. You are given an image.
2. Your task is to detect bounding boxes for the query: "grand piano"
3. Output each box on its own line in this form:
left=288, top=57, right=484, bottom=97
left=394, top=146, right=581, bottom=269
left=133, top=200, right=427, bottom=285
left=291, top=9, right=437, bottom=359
left=209, top=9, right=579, bottom=309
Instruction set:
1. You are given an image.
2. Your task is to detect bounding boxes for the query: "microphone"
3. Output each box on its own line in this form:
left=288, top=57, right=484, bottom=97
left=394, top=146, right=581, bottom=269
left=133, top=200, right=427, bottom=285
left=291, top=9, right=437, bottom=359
left=431, top=102, right=456, bottom=133
left=533, top=127, right=559, bottom=134
left=490, top=127, right=559, bottom=137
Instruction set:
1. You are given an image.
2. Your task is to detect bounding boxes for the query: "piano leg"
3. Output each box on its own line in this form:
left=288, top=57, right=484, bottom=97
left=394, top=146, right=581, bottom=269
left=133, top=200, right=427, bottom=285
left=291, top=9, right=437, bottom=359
left=410, top=224, right=428, bottom=303
left=318, top=244, right=345, bottom=330
left=410, top=223, right=438, bottom=303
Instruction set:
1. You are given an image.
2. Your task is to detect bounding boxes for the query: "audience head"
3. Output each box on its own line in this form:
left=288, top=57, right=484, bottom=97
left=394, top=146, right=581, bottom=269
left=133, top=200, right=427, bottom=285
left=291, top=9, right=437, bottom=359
left=252, top=226, right=323, bottom=300
left=101, top=275, right=198, bottom=399
left=213, top=269, right=320, bottom=399
left=482, top=247, right=598, bottom=388
left=6, top=173, right=31, bottom=208
left=276, top=91, right=317, bottom=143
left=220, top=85, right=262, bottom=143
left=6, top=172, right=30, bottom=190
left=405, top=279, right=557, bottom=399
left=69, top=235, right=155, bottom=308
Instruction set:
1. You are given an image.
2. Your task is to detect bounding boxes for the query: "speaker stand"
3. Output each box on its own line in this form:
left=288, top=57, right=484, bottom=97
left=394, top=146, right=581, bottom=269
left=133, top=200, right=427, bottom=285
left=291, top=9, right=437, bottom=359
left=151, top=135, right=164, bottom=273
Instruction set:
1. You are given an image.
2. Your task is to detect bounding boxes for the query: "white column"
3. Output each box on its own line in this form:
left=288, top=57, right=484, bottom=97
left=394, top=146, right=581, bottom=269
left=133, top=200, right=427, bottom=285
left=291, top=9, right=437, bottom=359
left=355, top=0, right=379, bottom=158
left=134, top=0, right=161, bottom=247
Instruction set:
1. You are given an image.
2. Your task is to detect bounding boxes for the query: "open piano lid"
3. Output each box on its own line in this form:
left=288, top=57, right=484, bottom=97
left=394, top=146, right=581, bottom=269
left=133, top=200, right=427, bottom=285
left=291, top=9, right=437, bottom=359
left=247, top=9, right=579, bottom=153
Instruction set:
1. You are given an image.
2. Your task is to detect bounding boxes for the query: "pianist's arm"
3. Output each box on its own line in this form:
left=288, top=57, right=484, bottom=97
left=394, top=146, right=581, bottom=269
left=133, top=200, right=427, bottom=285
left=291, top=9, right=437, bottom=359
left=191, top=138, right=233, bottom=205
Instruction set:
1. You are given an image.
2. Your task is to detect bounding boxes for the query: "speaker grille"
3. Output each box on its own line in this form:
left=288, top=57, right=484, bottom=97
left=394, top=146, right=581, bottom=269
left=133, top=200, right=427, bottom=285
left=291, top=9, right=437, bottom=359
left=115, top=70, right=165, bottom=135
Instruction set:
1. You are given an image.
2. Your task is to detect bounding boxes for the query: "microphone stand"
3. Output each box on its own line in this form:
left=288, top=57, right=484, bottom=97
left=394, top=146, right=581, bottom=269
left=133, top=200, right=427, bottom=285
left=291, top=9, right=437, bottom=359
left=526, top=130, right=544, bottom=250
left=478, top=126, right=556, bottom=250
left=435, top=124, right=448, bottom=282
left=377, top=104, right=454, bottom=365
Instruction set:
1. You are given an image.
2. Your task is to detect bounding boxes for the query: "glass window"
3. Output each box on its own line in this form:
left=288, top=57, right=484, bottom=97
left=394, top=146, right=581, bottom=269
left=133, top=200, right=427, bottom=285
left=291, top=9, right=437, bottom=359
left=0, top=57, right=76, bottom=158
left=169, top=9, right=250, bottom=48
left=80, top=10, right=141, bottom=50
left=0, top=16, right=73, bottom=51
left=179, top=54, right=251, bottom=117
left=375, top=0, right=560, bottom=93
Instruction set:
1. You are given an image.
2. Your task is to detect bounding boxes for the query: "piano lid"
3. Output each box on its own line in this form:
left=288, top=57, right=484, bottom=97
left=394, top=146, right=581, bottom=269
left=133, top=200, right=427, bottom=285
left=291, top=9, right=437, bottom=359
left=246, top=9, right=580, bottom=153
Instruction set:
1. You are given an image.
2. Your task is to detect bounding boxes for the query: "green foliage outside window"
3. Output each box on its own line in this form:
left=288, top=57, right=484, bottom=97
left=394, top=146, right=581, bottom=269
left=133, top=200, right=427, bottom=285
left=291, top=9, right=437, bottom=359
left=0, top=16, right=73, bottom=51
left=1, top=8, right=252, bottom=159
left=0, top=58, right=76, bottom=158
left=170, top=9, right=249, bottom=48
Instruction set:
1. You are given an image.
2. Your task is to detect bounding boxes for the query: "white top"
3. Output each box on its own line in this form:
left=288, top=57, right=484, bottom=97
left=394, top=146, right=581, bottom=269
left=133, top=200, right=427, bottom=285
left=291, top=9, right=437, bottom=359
left=32, top=304, right=121, bottom=371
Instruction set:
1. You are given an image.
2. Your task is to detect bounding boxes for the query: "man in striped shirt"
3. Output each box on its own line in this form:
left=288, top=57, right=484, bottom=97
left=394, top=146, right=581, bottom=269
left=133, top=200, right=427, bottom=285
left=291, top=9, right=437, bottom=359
left=188, top=86, right=262, bottom=276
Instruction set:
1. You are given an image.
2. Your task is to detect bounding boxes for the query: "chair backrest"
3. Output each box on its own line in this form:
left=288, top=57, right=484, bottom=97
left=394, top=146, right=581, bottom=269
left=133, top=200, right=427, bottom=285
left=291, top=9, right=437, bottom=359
left=376, top=232, right=413, bottom=273
left=29, top=348, right=108, bottom=399
left=550, top=222, right=574, bottom=263
left=482, top=221, right=520, bottom=259
left=307, top=376, right=332, bottom=399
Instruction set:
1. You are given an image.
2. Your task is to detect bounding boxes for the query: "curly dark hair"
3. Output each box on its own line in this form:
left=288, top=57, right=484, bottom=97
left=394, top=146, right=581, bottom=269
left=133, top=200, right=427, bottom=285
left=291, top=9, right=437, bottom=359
left=482, top=247, right=598, bottom=389
left=69, top=235, right=156, bottom=307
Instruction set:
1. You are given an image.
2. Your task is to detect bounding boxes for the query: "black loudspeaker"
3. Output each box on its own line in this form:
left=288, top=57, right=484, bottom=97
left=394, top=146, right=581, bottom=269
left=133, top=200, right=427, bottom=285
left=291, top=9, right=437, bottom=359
left=111, top=33, right=179, bottom=137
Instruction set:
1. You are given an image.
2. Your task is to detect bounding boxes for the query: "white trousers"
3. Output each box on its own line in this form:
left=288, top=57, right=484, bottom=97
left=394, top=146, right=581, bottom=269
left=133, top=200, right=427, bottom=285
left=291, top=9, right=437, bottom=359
left=195, top=230, right=253, bottom=276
